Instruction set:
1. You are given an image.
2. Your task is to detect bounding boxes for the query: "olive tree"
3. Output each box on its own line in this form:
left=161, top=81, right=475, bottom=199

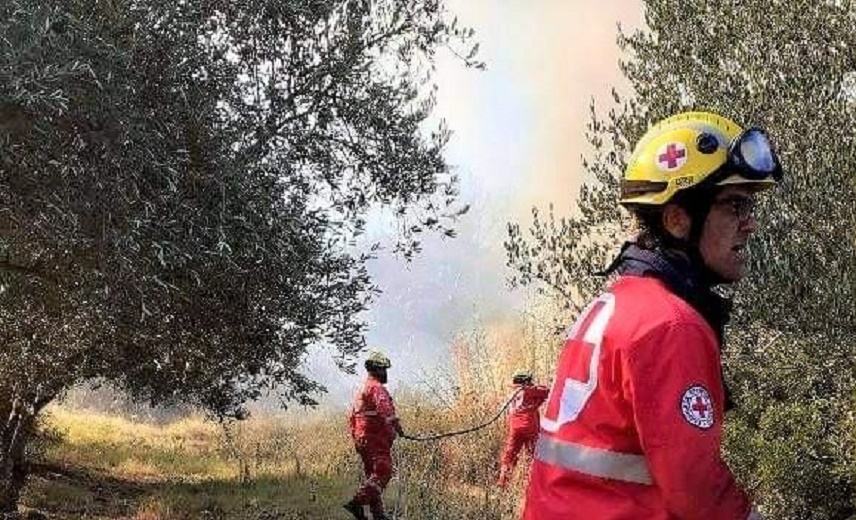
left=506, top=1, right=856, bottom=518
left=0, top=0, right=476, bottom=510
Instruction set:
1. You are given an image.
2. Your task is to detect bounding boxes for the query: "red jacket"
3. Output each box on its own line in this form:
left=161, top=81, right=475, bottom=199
left=349, top=376, right=398, bottom=448
left=524, top=275, right=751, bottom=520
left=509, top=384, right=549, bottom=435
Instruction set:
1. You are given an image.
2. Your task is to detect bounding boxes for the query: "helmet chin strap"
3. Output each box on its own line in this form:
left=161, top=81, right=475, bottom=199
left=664, top=195, right=726, bottom=287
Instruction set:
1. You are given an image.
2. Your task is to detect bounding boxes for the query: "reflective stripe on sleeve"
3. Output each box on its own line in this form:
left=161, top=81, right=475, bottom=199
left=535, top=435, right=653, bottom=485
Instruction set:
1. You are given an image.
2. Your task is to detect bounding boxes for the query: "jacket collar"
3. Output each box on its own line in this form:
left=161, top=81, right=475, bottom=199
left=610, top=243, right=732, bottom=341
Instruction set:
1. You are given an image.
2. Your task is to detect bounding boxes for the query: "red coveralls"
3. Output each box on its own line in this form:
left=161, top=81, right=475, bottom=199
left=523, top=275, right=753, bottom=520
left=498, top=384, right=549, bottom=486
left=348, top=375, right=399, bottom=514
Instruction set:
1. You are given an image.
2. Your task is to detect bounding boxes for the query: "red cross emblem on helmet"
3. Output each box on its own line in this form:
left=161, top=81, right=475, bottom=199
left=656, top=142, right=688, bottom=171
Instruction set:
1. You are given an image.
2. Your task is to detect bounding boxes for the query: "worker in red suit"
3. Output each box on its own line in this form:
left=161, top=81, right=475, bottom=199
left=497, top=369, right=549, bottom=488
left=523, top=112, right=781, bottom=519
left=344, top=351, right=403, bottom=520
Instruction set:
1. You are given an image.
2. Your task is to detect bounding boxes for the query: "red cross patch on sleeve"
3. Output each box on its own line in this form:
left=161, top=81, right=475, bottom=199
left=680, top=385, right=715, bottom=430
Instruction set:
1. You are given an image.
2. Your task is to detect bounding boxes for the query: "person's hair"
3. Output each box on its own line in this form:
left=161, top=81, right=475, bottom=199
left=629, top=184, right=721, bottom=250
left=631, top=206, right=666, bottom=250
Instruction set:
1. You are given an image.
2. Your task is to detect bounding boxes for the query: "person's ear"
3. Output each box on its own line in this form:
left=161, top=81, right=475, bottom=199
left=661, top=203, right=691, bottom=240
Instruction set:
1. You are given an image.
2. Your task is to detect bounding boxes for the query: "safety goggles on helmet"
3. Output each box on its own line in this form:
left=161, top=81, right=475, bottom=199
left=713, top=127, right=783, bottom=184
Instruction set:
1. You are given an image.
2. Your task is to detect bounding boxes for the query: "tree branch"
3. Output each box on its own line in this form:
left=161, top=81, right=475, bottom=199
left=0, top=260, right=41, bottom=278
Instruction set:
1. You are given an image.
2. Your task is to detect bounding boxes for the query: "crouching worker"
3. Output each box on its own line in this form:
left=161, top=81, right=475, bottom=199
left=344, top=351, right=403, bottom=520
left=497, top=369, right=549, bottom=488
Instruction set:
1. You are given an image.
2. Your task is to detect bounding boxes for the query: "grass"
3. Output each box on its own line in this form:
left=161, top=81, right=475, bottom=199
left=23, top=408, right=358, bottom=519
left=21, top=404, right=528, bottom=520
left=18, top=309, right=566, bottom=519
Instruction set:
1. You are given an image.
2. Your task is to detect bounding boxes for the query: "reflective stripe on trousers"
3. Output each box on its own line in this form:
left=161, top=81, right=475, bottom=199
left=356, top=411, right=398, bottom=421
left=535, top=435, right=653, bottom=485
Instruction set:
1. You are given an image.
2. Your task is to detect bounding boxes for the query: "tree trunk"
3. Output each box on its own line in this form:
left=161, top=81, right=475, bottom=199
left=0, top=400, right=35, bottom=513
left=0, top=438, right=28, bottom=513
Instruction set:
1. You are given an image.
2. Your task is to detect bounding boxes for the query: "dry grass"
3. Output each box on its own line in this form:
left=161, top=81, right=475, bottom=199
left=22, top=405, right=527, bottom=519
left=21, top=299, right=567, bottom=519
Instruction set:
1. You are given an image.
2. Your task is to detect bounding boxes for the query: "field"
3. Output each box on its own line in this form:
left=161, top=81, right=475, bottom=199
left=20, top=403, right=527, bottom=520
left=16, top=308, right=564, bottom=520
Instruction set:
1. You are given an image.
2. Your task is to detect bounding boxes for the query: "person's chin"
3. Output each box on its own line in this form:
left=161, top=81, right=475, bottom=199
left=712, top=263, right=743, bottom=283
left=725, top=266, right=746, bottom=283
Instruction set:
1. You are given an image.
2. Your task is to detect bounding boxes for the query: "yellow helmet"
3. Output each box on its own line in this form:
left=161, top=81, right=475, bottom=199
left=512, top=369, right=533, bottom=384
left=620, top=111, right=782, bottom=207
left=365, top=351, right=391, bottom=370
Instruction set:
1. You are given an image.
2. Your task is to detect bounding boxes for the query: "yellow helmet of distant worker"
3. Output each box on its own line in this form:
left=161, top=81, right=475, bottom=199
left=512, top=369, right=533, bottom=385
left=619, top=111, right=783, bottom=207
left=365, top=351, right=392, bottom=370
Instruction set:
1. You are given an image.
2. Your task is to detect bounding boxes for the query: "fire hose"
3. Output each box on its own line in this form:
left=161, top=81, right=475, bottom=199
left=399, top=388, right=523, bottom=442
left=388, top=388, right=526, bottom=518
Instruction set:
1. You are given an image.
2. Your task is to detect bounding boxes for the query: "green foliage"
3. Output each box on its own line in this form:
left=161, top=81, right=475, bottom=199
left=0, top=0, right=475, bottom=417
left=506, top=1, right=856, bottom=518
left=0, top=0, right=477, bottom=509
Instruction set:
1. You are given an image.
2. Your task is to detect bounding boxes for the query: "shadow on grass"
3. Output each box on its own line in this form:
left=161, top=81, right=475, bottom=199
left=23, top=463, right=356, bottom=520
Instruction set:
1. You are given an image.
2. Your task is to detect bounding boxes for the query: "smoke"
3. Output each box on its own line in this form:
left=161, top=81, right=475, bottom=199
left=436, top=0, right=642, bottom=213
left=303, top=1, right=643, bottom=408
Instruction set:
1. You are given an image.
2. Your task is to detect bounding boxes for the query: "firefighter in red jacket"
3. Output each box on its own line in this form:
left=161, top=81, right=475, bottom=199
left=498, top=369, right=549, bottom=487
left=344, top=351, right=403, bottom=520
left=524, top=112, right=781, bottom=519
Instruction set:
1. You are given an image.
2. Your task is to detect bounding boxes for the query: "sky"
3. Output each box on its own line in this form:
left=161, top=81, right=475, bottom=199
left=302, top=1, right=643, bottom=407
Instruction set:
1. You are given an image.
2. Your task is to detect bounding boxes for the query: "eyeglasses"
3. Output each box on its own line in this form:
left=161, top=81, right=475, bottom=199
left=713, top=196, right=757, bottom=221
